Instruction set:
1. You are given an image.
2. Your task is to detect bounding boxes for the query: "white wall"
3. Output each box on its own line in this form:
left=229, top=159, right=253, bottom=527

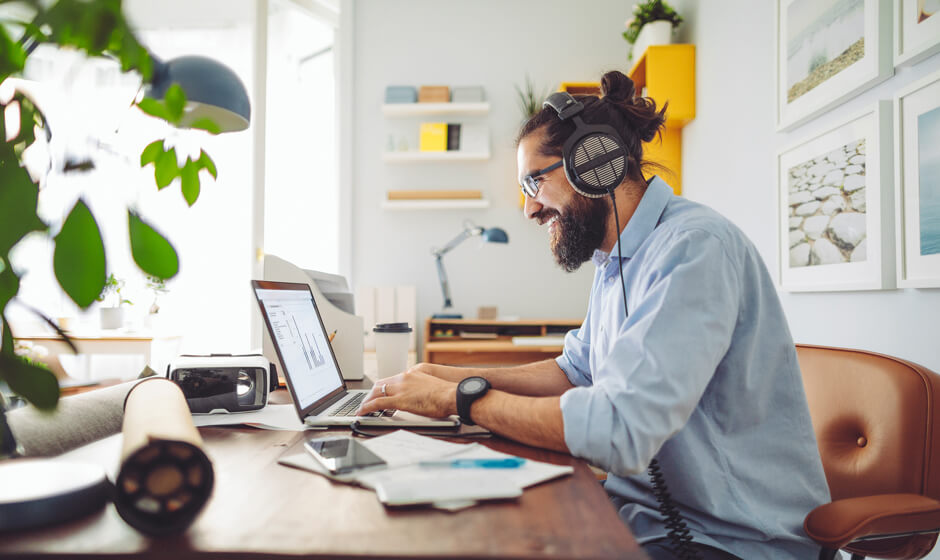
left=679, top=0, right=940, bottom=372
left=352, top=0, right=633, bottom=338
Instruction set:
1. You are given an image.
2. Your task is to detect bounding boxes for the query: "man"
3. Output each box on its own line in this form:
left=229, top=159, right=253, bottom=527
left=359, top=71, right=830, bottom=559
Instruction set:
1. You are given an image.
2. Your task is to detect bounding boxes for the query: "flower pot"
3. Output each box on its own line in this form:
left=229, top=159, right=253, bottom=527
left=99, top=307, right=124, bottom=330
left=632, top=20, right=674, bottom=61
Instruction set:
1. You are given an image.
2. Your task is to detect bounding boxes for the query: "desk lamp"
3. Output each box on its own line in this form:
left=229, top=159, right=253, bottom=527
left=432, top=220, right=509, bottom=319
left=145, top=55, right=251, bottom=132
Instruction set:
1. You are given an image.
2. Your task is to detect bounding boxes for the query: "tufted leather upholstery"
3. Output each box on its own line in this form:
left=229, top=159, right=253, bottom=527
left=798, top=344, right=940, bottom=559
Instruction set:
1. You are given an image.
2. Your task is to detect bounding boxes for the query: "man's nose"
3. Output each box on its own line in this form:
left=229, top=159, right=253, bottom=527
left=523, top=194, right=542, bottom=220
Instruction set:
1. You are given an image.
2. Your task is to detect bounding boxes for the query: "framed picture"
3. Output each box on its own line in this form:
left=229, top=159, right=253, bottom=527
left=894, top=0, right=940, bottom=66
left=894, top=70, right=940, bottom=288
left=778, top=101, right=894, bottom=291
left=775, top=0, right=893, bottom=131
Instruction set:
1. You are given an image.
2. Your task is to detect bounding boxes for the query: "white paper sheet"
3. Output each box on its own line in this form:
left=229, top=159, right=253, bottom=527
left=190, top=404, right=308, bottom=431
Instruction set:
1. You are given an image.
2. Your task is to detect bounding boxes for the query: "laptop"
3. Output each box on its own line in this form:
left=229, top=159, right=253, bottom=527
left=252, top=280, right=459, bottom=428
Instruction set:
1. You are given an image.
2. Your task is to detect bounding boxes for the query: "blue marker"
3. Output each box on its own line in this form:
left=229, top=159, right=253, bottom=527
left=418, top=457, right=526, bottom=469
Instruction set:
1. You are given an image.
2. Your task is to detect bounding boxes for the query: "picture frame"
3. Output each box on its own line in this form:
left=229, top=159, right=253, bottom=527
left=775, top=0, right=893, bottom=131
left=894, top=0, right=940, bottom=66
left=778, top=101, right=894, bottom=291
left=894, top=69, right=940, bottom=288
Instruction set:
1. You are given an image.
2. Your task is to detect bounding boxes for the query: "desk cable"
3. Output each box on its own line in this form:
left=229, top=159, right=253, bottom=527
left=349, top=420, right=491, bottom=439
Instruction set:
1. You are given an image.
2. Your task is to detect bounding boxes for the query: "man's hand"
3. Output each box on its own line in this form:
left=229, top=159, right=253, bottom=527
left=357, top=370, right=459, bottom=418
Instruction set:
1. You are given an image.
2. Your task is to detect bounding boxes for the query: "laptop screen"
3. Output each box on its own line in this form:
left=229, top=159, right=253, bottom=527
left=253, top=281, right=345, bottom=414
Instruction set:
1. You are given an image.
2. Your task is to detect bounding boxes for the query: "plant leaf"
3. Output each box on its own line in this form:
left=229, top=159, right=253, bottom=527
left=154, top=146, right=179, bottom=188
left=189, top=118, right=221, bottom=135
left=1, top=315, right=13, bottom=356
left=0, top=149, right=47, bottom=255
left=197, top=150, right=217, bottom=179
left=140, top=139, right=164, bottom=167
left=136, top=98, right=171, bottom=121
left=0, top=353, right=59, bottom=410
left=128, top=212, right=179, bottom=280
left=180, top=159, right=200, bottom=206
left=0, top=262, right=19, bottom=316
left=163, top=84, right=186, bottom=123
left=0, top=26, right=26, bottom=80
left=53, top=199, right=106, bottom=309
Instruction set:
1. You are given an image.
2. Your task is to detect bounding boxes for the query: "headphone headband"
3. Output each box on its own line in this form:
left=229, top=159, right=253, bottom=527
left=541, top=91, right=628, bottom=198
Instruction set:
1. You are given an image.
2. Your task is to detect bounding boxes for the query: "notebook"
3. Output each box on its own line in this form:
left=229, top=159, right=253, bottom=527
left=252, top=280, right=459, bottom=428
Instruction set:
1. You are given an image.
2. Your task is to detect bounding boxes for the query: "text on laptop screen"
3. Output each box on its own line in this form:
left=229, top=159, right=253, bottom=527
left=255, top=287, right=343, bottom=408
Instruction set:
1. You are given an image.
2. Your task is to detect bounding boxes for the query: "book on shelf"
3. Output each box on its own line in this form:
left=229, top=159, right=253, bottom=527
left=419, top=122, right=448, bottom=151
left=446, top=123, right=461, bottom=151
left=386, top=190, right=482, bottom=201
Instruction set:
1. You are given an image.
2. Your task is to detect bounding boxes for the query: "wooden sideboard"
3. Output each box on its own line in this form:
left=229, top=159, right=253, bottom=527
left=422, top=318, right=581, bottom=366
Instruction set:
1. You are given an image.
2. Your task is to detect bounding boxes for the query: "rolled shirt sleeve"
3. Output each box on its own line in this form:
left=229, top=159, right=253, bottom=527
left=560, top=229, right=741, bottom=477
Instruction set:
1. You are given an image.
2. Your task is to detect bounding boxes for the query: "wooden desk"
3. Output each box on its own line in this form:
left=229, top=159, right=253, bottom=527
left=0, top=424, right=642, bottom=559
left=424, top=318, right=581, bottom=366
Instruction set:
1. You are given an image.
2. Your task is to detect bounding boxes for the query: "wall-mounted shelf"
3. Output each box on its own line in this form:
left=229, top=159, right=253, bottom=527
left=383, top=150, right=490, bottom=162
left=382, top=102, right=490, bottom=117
left=627, top=44, right=695, bottom=195
left=382, top=199, right=490, bottom=210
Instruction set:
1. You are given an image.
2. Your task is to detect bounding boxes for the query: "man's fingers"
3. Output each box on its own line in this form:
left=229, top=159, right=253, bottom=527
left=358, top=396, right=394, bottom=415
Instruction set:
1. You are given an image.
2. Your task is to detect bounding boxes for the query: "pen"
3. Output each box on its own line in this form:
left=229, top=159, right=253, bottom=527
left=418, top=457, right=526, bottom=469
left=328, top=330, right=337, bottom=342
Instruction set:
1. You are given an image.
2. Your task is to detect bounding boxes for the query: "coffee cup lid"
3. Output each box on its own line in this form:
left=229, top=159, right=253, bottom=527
left=373, top=322, right=412, bottom=333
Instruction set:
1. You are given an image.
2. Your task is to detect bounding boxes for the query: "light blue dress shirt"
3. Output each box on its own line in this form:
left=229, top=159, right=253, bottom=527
left=557, top=177, right=830, bottom=558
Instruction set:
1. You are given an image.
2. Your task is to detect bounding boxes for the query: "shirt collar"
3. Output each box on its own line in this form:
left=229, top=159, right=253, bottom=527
left=599, top=175, right=673, bottom=261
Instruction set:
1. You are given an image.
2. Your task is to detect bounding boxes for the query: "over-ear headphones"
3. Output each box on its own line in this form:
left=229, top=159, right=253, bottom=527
left=543, top=91, right=629, bottom=198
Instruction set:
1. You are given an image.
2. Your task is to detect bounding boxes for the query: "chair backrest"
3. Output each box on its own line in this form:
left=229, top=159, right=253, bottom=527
left=797, top=344, right=940, bottom=558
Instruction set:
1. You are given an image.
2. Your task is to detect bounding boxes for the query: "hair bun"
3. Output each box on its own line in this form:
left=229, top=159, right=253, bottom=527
left=600, top=71, right=636, bottom=104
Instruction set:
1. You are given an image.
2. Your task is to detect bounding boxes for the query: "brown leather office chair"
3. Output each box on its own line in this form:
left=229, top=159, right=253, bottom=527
left=797, top=344, right=940, bottom=560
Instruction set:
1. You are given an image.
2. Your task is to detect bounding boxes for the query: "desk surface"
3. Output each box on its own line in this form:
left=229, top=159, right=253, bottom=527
left=0, top=423, right=642, bottom=559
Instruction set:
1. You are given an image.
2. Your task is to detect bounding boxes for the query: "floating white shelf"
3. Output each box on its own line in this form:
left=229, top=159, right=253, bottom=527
left=383, top=150, right=490, bottom=163
left=382, top=199, right=490, bottom=210
left=382, top=102, right=490, bottom=117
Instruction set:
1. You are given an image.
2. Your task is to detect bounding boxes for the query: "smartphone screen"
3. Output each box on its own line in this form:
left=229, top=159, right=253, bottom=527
left=304, top=437, right=387, bottom=474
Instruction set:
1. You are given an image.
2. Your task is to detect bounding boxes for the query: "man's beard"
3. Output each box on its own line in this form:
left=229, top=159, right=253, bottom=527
left=539, top=195, right=610, bottom=272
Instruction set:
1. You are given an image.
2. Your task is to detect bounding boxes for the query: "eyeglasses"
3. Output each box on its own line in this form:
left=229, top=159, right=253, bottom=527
left=520, top=160, right=563, bottom=198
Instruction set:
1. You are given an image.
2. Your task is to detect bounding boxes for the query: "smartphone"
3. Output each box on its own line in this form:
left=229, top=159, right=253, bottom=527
left=304, top=436, right=387, bottom=474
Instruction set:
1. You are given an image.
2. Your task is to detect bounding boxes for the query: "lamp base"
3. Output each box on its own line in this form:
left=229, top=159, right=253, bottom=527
left=432, top=312, right=463, bottom=319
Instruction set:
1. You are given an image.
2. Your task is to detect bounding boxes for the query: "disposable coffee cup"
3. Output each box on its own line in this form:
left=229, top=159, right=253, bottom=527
left=373, top=322, right=412, bottom=379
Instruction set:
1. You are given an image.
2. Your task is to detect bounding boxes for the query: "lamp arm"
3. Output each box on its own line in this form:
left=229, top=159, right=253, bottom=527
left=432, top=226, right=483, bottom=257
left=434, top=254, right=453, bottom=309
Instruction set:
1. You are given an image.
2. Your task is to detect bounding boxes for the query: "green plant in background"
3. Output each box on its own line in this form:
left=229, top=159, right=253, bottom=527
left=96, top=273, right=132, bottom=308
left=145, top=274, right=169, bottom=314
left=0, top=0, right=220, bottom=412
left=623, top=0, right=683, bottom=53
left=514, top=74, right=550, bottom=120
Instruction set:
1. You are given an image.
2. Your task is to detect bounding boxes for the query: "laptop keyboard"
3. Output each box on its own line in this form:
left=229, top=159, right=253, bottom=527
left=330, top=393, right=396, bottom=417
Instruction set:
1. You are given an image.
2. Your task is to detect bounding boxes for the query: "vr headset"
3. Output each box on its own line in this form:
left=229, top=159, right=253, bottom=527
left=167, top=354, right=278, bottom=414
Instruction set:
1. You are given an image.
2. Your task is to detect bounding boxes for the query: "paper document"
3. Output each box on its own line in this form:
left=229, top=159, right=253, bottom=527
left=190, top=404, right=306, bottom=431
left=277, top=430, right=574, bottom=510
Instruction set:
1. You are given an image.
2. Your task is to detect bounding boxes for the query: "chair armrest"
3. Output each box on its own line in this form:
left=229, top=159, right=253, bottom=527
left=804, top=494, right=940, bottom=549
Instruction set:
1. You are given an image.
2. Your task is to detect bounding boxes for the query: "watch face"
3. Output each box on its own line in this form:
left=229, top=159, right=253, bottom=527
left=461, top=377, right=486, bottom=395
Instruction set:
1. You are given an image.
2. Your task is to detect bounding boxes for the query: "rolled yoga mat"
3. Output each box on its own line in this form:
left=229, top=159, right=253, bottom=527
left=113, top=377, right=214, bottom=535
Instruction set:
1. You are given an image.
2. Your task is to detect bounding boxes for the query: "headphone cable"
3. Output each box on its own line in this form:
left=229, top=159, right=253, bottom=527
left=609, top=188, right=701, bottom=559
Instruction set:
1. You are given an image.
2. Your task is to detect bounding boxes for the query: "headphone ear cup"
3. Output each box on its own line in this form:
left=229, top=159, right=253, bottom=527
left=563, top=131, right=628, bottom=198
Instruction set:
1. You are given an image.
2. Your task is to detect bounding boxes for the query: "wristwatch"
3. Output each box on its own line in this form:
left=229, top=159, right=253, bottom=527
left=456, top=376, right=491, bottom=426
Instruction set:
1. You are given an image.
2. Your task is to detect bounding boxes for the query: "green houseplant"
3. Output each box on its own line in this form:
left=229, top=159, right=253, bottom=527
left=514, top=74, right=549, bottom=121
left=0, top=0, right=222, bottom=417
left=96, top=273, right=132, bottom=330
left=623, top=0, right=683, bottom=61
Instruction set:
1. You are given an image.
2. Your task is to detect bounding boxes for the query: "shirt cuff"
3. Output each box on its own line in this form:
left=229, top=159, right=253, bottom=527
left=556, top=354, right=590, bottom=387
left=559, top=386, right=600, bottom=460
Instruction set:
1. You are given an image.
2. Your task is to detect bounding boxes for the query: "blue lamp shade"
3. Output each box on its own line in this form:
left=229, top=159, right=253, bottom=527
left=145, top=56, right=251, bottom=132
left=482, top=227, right=509, bottom=244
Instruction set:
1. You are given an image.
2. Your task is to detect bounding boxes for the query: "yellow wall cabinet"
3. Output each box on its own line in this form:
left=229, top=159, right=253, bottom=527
left=628, top=44, right=696, bottom=195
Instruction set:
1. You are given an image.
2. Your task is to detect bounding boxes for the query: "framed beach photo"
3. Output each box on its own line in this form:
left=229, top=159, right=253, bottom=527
left=778, top=101, right=894, bottom=291
left=775, top=0, right=892, bottom=131
left=894, top=70, right=940, bottom=288
left=894, top=0, right=940, bottom=66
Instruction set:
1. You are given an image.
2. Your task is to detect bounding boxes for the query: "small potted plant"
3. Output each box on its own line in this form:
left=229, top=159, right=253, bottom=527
left=623, top=0, right=683, bottom=61
left=144, top=275, right=169, bottom=329
left=97, top=273, right=132, bottom=330
left=514, top=74, right=550, bottom=121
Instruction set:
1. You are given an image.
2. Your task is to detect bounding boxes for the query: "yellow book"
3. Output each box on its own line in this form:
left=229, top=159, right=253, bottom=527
left=419, top=123, right=448, bottom=152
